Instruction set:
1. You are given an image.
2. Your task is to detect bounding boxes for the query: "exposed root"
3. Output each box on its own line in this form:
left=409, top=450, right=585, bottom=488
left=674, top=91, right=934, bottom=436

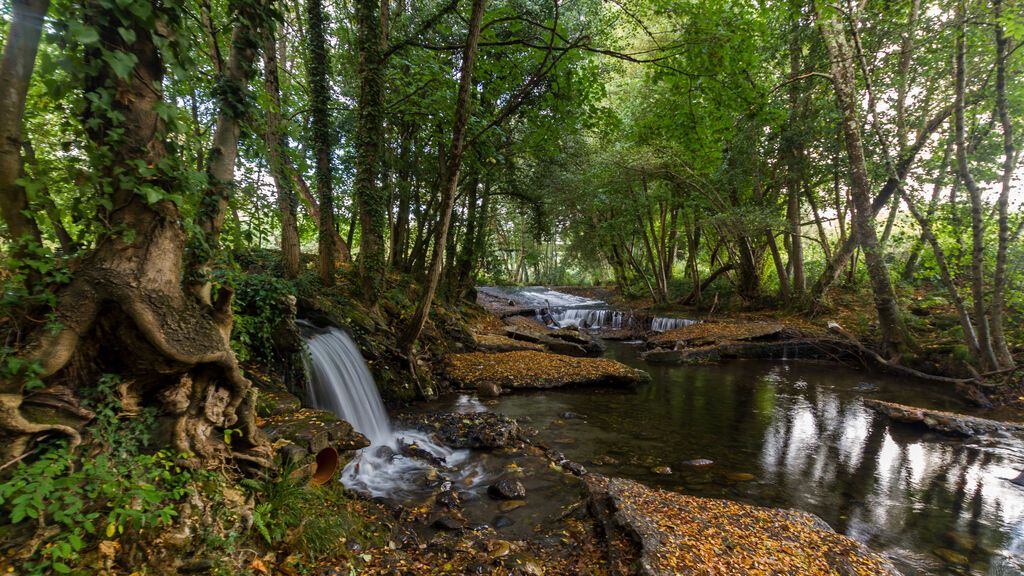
left=1, top=269, right=266, bottom=466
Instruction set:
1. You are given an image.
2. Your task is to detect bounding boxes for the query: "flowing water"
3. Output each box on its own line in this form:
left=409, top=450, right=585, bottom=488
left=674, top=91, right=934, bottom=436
left=430, top=342, right=1024, bottom=576
left=300, top=289, right=1024, bottom=575
left=298, top=321, right=486, bottom=501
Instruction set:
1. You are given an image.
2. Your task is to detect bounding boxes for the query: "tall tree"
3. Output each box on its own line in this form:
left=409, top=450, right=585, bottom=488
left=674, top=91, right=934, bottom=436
left=0, top=0, right=47, bottom=278
left=401, top=0, right=488, bottom=352
left=306, top=0, right=339, bottom=285
left=815, top=0, right=909, bottom=357
left=263, top=25, right=301, bottom=279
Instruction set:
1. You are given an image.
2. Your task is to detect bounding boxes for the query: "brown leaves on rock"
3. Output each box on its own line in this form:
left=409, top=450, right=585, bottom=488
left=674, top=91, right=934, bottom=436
left=473, top=333, right=546, bottom=352
left=598, top=477, right=899, bottom=576
left=446, top=351, right=649, bottom=390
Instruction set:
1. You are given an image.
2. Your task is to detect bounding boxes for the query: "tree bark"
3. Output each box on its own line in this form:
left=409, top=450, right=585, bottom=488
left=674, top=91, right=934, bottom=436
left=815, top=1, right=908, bottom=357
left=190, top=18, right=262, bottom=304
left=21, top=139, right=76, bottom=254
left=354, top=0, right=387, bottom=301
left=306, top=0, right=338, bottom=285
left=401, top=0, right=487, bottom=351
left=4, top=6, right=266, bottom=466
left=954, top=4, right=999, bottom=371
left=989, top=0, right=1014, bottom=367
left=0, top=0, right=47, bottom=274
left=263, top=26, right=301, bottom=279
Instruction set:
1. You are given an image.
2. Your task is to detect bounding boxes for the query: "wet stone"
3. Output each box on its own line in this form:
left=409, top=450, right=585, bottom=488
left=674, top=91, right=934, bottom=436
left=492, top=515, right=516, bottom=529
left=432, top=513, right=467, bottom=531
left=652, top=466, right=673, bottom=475
left=498, top=500, right=527, bottom=512
left=488, top=478, right=528, bottom=500
left=590, top=455, right=620, bottom=466
left=934, top=548, right=969, bottom=566
left=727, top=472, right=756, bottom=482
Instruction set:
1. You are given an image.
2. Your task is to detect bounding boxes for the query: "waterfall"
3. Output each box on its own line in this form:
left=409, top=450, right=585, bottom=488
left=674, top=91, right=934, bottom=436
left=297, top=321, right=484, bottom=500
left=650, top=317, right=699, bottom=332
left=300, top=322, right=392, bottom=445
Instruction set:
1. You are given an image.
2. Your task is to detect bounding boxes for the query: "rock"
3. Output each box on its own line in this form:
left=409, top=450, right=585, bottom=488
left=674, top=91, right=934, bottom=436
left=260, top=408, right=369, bottom=464
left=562, top=461, right=587, bottom=476
left=431, top=513, right=466, bottom=531
left=436, top=487, right=462, bottom=510
left=647, top=320, right=787, bottom=349
left=864, top=399, right=1024, bottom=436
left=651, top=466, right=672, bottom=475
left=590, top=455, right=620, bottom=466
left=726, top=472, right=756, bottom=482
left=477, top=381, right=502, bottom=397
left=487, top=540, right=512, bottom=559
left=642, top=346, right=721, bottom=365
left=498, top=500, right=527, bottom=512
left=559, top=411, right=584, bottom=419
left=681, top=459, right=714, bottom=467
left=446, top=350, right=651, bottom=391
left=933, top=547, right=969, bottom=565
left=492, top=515, right=516, bottom=529
left=397, top=412, right=522, bottom=449
left=474, top=333, right=546, bottom=353
left=496, top=553, right=544, bottom=576
left=488, top=479, right=527, bottom=500
left=254, top=389, right=302, bottom=418
left=399, top=439, right=447, bottom=467
left=583, top=474, right=900, bottom=575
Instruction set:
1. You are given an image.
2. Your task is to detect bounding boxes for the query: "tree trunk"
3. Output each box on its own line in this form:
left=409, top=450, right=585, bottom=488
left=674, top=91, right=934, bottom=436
left=306, top=0, right=338, bottom=285
left=263, top=27, right=301, bottom=279
left=954, top=4, right=999, bottom=371
left=401, top=0, right=487, bottom=351
left=190, top=18, right=263, bottom=304
left=0, top=0, right=47, bottom=277
left=3, top=7, right=266, bottom=466
left=21, top=139, right=77, bottom=254
left=989, top=0, right=1014, bottom=368
left=389, top=124, right=414, bottom=269
left=816, top=1, right=908, bottom=357
left=354, top=0, right=387, bottom=301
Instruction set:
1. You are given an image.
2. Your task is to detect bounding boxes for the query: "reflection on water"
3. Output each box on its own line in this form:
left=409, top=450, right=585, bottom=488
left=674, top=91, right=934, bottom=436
left=464, top=344, right=1024, bottom=575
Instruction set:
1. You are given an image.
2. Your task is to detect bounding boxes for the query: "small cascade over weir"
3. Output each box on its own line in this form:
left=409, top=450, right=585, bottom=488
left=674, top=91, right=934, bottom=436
left=297, top=321, right=484, bottom=500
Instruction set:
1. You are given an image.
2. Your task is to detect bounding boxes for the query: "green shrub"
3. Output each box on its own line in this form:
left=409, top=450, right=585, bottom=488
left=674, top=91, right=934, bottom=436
left=0, top=375, right=201, bottom=575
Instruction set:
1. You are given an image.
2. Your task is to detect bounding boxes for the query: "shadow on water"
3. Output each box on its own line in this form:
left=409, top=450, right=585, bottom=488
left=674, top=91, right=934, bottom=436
left=427, top=342, right=1024, bottom=575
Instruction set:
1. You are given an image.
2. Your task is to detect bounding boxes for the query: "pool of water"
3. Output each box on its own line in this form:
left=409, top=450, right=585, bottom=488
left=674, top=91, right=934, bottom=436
left=425, top=343, right=1024, bottom=575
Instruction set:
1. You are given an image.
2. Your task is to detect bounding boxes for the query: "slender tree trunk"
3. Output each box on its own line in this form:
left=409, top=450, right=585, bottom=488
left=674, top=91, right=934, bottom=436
left=354, top=0, right=387, bottom=301
left=190, top=16, right=263, bottom=304
left=390, top=125, right=414, bottom=269
left=400, top=0, right=487, bottom=351
left=21, top=140, right=76, bottom=254
left=954, top=4, right=999, bottom=370
left=0, top=0, right=47, bottom=273
left=263, top=27, right=300, bottom=279
left=816, top=1, right=908, bottom=357
left=767, top=231, right=791, bottom=304
left=785, top=1, right=805, bottom=301
left=306, top=0, right=338, bottom=285
left=990, top=0, right=1014, bottom=367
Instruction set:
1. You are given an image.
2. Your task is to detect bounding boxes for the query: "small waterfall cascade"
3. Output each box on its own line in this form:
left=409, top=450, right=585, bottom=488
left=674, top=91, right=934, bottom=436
left=650, top=317, right=699, bottom=332
left=551, top=309, right=625, bottom=330
left=298, top=321, right=484, bottom=500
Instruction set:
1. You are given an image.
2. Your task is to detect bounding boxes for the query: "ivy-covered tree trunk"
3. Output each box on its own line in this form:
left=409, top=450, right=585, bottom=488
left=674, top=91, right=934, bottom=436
left=816, top=1, right=909, bottom=357
left=263, top=26, right=301, bottom=279
left=1, top=0, right=267, bottom=467
left=354, top=0, right=387, bottom=301
left=0, top=0, right=47, bottom=277
left=401, top=0, right=488, bottom=352
left=306, top=0, right=339, bottom=285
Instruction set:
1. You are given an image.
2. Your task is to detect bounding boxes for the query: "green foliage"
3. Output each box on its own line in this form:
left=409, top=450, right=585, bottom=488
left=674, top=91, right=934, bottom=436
left=0, top=375, right=200, bottom=575
left=217, top=269, right=296, bottom=364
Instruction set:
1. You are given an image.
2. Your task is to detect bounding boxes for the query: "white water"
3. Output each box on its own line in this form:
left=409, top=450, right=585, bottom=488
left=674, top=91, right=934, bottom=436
left=650, top=317, right=699, bottom=332
left=298, top=321, right=486, bottom=500
left=479, top=285, right=604, bottom=308
left=551, top=309, right=624, bottom=329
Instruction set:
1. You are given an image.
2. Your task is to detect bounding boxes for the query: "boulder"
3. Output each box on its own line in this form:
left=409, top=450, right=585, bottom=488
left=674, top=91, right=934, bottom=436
left=488, top=479, right=527, bottom=500
left=642, top=346, right=721, bottom=365
left=584, top=475, right=900, bottom=576
left=446, top=351, right=651, bottom=391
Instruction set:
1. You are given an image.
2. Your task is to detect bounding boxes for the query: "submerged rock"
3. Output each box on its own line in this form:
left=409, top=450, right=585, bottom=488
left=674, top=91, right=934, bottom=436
left=446, top=350, right=650, bottom=391
left=489, top=479, right=528, bottom=500
left=681, top=458, right=714, bottom=467
left=584, top=474, right=900, bottom=575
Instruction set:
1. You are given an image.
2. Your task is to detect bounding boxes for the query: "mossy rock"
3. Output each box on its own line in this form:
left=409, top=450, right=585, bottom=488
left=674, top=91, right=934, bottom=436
left=261, top=408, right=369, bottom=463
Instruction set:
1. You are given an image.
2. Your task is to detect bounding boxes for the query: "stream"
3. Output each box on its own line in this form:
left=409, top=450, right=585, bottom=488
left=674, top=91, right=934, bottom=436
left=422, top=342, right=1024, bottom=575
